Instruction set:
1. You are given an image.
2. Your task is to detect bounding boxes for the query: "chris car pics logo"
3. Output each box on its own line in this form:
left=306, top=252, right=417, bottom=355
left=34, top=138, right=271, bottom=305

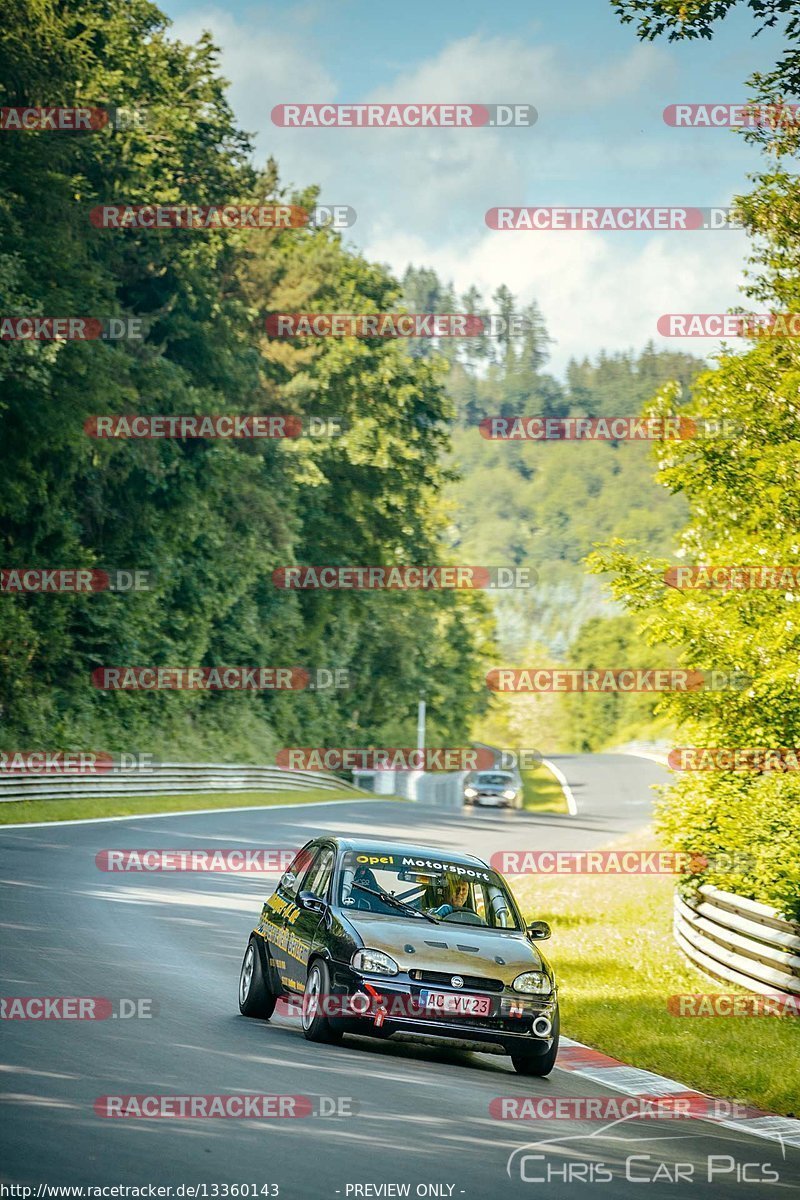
left=506, top=1116, right=785, bottom=1185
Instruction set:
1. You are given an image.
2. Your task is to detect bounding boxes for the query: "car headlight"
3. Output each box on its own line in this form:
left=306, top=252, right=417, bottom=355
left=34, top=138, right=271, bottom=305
left=503, top=789, right=517, bottom=800
left=464, top=787, right=477, bottom=797
left=352, top=948, right=399, bottom=976
left=512, top=971, right=552, bottom=994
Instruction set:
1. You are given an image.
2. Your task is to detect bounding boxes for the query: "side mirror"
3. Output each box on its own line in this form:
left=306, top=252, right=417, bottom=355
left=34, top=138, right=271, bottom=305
left=298, top=890, right=326, bottom=914
left=527, top=920, right=551, bottom=940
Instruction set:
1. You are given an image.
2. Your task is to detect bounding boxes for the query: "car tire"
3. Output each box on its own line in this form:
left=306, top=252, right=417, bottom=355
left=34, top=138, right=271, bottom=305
left=238, top=936, right=277, bottom=1020
left=302, top=959, right=344, bottom=1043
left=510, top=1006, right=560, bottom=1076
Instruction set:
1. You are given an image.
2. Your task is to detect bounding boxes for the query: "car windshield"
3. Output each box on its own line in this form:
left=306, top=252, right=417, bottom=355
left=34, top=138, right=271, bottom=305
left=475, top=773, right=514, bottom=786
left=338, top=850, right=523, bottom=929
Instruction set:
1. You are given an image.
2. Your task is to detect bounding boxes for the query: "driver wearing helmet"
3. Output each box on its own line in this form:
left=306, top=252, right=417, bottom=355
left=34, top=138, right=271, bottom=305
left=429, top=874, right=472, bottom=918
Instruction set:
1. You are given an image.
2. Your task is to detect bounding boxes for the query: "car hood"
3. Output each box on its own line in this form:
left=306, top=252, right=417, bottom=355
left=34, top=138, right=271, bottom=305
left=343, top=912, right=544, bottom=984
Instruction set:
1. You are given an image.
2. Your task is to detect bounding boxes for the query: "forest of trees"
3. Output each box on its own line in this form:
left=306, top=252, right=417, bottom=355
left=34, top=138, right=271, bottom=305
left=3, top=0, right=798, bottom=920
left=0, top=0, right=492, bottom=759
left=0, top=0, right=704, bottom=764
left=602, top=0, right=800, bottom=917
left=398, top=266, right=704, bottom=749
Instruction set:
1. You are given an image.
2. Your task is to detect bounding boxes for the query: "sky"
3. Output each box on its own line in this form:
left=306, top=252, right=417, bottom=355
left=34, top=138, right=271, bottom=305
left=162, top=0, right=786, bottom=376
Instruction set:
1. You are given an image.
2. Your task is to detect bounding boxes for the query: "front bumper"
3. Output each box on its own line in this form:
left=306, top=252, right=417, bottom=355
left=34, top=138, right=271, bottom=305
left=329, top=964, right=557, bottom=1050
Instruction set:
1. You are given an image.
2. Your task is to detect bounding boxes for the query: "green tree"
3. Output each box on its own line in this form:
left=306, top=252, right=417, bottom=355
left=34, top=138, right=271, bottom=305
left=0, top=0, right=489, bottom=759
left=600, top=0, right=800, bottom=916
left=561, top=615, right=676, bottom=751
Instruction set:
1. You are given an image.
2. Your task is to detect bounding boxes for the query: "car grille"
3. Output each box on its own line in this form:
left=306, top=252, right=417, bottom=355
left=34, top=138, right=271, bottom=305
left=408, top=970, right=504, bottom=993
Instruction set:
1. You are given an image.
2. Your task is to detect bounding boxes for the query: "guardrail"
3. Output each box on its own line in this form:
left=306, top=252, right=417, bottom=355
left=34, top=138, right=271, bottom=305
left=674, top=884, right=800, bottom=996
left=414, top=771, right=468, bottom=809
left=351, top=768, right=465, bottom=808
left=0, top=762, right=364, bottom=803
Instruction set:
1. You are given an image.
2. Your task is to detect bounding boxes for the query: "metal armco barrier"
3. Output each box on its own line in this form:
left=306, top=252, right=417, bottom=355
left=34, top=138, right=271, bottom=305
left=414, top=771, right=468, bottom=809
left=350, top=768, right=465, bottom=807
left=0, top=762, right=364, bottom=803
left=674, top=884, right=800, bottom=996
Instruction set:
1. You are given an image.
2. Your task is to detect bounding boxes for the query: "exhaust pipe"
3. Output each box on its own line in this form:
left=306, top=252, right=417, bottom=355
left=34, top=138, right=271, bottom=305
left=532, top=1015, right=552, bottom=1038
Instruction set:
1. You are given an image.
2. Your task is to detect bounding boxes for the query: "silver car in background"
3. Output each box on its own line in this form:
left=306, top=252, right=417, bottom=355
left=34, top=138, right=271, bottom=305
left=464, top=770, right=522, bottom=809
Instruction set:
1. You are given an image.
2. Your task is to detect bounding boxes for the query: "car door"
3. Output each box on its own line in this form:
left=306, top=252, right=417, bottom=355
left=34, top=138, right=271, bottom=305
left=286, top=843, right=337, bottom=992
left=258, top=840, right=318, bottom=993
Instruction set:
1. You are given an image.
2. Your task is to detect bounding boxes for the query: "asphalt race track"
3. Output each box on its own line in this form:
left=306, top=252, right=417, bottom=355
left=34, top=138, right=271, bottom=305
left=2, top=754, right=798, bottom=1197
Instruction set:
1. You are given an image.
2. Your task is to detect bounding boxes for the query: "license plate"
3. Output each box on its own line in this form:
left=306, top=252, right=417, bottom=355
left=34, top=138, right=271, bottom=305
left=419, top=990, right=492, bottom=1017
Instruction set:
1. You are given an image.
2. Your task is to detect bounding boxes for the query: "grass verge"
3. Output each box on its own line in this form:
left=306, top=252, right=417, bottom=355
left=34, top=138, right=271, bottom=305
left=520, top=760, right=569, bottom=813
left=513, top=827, right=799, bottom=1116
left=0, top=788, right=373, bottom=826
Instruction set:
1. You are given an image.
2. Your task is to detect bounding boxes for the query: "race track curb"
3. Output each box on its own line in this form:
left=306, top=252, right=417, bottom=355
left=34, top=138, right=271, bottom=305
left=559, top=1036, right=800, bottom=1148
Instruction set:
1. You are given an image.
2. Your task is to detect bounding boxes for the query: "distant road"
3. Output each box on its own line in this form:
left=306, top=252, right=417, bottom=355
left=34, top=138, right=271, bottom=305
left=3, top=753, right=797, bottom=1196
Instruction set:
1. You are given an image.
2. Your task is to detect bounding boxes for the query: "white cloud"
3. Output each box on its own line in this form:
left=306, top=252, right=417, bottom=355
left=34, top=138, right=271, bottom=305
left=368, top=32, right=667, bottom=109
left=164, top=13, right=752, bottom=373
left=364, top=226, right=749, bottom=372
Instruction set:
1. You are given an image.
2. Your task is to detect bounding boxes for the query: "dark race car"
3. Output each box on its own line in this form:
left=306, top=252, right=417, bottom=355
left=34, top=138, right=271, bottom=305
left=238, top=836, right=558, bottom=1075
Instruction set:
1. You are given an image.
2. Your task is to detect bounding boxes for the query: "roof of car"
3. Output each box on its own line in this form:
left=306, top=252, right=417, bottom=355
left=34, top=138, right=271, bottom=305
left=322, top=835, right=487, bottom=868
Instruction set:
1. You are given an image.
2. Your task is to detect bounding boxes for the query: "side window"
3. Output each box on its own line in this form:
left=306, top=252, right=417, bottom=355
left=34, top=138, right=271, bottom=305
left=303, top=848, right=335, bottom=899
left=487, top=883, right=512, bottom=928
left=278, top=844, right=317, bottom=901
left=473, top=885, right=487, bottom=923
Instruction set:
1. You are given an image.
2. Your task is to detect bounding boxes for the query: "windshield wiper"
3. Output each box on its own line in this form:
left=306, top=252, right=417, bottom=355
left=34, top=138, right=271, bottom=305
left=351, top=882, right=440, bottom=924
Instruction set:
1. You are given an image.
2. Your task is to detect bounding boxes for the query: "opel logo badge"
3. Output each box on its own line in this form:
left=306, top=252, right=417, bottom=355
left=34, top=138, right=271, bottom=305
left=451, top=975, right=464, bottom=989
